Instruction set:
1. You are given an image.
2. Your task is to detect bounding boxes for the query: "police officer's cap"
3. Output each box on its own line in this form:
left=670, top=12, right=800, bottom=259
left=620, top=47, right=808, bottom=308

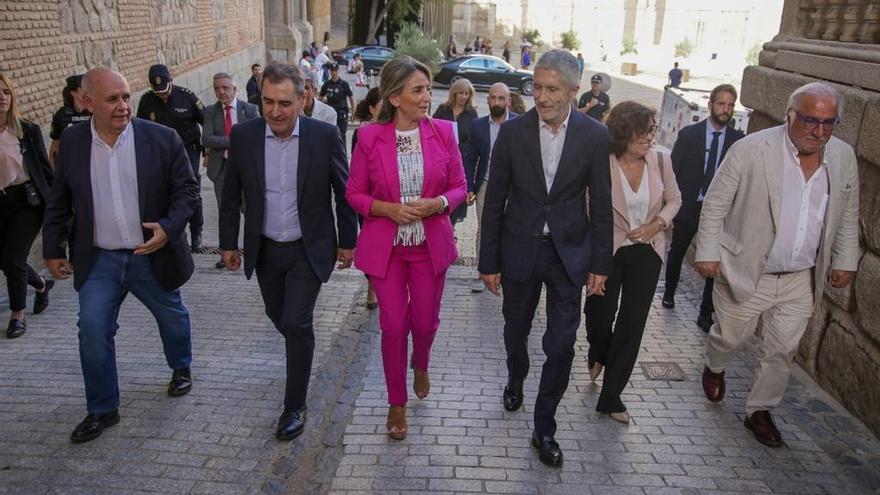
left=65, top=75, right=84, bottom=91
left=148, top=64, right=172, bottom=94
left=590, top=74, right=603, bottom=84
left=329, top=62, right=340, bottom=71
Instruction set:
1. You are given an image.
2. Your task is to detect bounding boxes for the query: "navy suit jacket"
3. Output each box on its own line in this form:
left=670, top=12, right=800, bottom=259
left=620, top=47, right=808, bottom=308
left=671, top=119, right=744, bottom=221
left=462, top=112, right=517, bottom=193
left=219, top=116, right=358, bottom=282
left=43, top=118, right=198, bottom=291
left=478, top=108, right=614, bottom=284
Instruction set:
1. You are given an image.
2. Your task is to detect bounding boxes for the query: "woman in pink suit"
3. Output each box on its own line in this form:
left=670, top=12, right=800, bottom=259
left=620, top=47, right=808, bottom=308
left=346, top=57, right=468, bottom=440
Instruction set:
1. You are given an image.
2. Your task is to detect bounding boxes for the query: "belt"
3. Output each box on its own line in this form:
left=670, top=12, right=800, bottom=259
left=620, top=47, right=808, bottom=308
left=0, top=182, right=28, bottom=196
left=766, top=271, right=795, bottom=277
left=262, top=236, right=303, bottom=248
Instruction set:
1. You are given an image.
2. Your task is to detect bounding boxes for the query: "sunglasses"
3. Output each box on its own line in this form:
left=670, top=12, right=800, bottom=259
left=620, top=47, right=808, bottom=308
left=791, top=109, right=839, bottom=132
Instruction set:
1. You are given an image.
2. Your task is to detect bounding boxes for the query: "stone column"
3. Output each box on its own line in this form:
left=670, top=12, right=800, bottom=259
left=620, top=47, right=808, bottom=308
left=264, top=0, right=313, bottom=62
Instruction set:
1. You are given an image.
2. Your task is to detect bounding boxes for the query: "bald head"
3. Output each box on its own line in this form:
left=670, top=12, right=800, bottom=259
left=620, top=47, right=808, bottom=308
left=82, top=67, right=132, bottom=142
left=488, top=83, right=511, bottom=119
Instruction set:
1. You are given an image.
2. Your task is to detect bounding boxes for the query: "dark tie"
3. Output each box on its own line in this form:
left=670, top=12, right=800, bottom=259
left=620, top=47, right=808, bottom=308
left=702, top=131, right=721, bottom=197
left=224, top=105, right=232, bottom=137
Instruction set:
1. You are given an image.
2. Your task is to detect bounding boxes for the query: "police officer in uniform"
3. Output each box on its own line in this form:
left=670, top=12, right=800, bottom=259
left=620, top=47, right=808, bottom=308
left=578, top=74, right=611, bottom=122
left=319, top=63, right=355, bottom=146
left=136, top=64, right=206, bottom=251
left=49, top=75, right=92, bottom=166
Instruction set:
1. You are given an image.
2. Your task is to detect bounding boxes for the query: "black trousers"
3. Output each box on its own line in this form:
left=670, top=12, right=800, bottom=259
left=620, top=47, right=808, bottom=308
left=0, top=185, right=43, bottom=312
left=664, top=203, right=714, bottom=314
left=185, top=145, right=203, bottom=237
left=254, top=239, right=323, bottom=411
left=502, top=238, right=583, bottom=437
left=585, top=244, right=661, bottom=413
left=336, top=110, right=349, bottom=149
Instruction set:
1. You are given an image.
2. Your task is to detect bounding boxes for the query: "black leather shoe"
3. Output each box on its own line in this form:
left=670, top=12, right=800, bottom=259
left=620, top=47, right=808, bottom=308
left=70, top=410, right=120, bottom=443
left=530, top=431, right=563, bottom=467
left=6, top=319, right=26, bottom=339
left=661, top=294, right=675, bottom=308
left=168, top=368, right=192, bottom=396
left=696, top=312, right=713, bottom=333
left=502, top=380, right=523, bottom=412
left=745, top=410, right=784, bottom=447
left=276, top=408, right=306, bottom=440
left=33, top=277, right=54, bottom=315
left=190, top=233, right=203, bottom=253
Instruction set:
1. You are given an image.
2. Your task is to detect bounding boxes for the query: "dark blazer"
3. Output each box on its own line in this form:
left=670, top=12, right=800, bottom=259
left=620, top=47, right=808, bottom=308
left=42, top=118, right=199, bottom=291
left=462, top=112, right=517, bottom=193
left=478, top=108, right=614, bottom=284
left=219, top=116, right=358, bottom=282
left=671, top=119, right=744, bottom=221
left=19, top=120, right=53, bottom=202
left=202, top=98, right=260, bottom=181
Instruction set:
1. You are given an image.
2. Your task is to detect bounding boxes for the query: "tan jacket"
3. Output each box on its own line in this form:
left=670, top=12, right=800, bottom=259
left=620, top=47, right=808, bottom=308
left=695, top=125, right=860, bottom=304
left=608, top=149, right=682, bottom=262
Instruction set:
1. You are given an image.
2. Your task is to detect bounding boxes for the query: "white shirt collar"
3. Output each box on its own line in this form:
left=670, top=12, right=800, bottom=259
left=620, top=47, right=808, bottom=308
left=91, top=118, right=132, bottom=150
left=539, top=105, right=571, bottom=134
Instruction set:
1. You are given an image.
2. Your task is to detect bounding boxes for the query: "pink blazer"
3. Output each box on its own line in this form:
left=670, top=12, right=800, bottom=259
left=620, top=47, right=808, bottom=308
left=346, top=118, right=468, bottom=278
left=608, top=149, right=682, bottom=263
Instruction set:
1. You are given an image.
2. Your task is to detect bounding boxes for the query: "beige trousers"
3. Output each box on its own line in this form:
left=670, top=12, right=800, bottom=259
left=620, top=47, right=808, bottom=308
left=706, top=269, right=814, bottom=415
left=474, top=181, right=488, bottom=263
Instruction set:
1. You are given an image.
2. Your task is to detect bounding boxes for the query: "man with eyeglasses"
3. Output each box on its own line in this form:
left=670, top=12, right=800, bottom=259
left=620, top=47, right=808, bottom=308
left=694, top=82, right=859, bottom=447
left=662, top=84, right=744, bottom=333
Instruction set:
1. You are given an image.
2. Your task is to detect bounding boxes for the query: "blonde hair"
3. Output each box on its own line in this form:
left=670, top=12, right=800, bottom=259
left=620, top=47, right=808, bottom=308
left=377, top=56, right=432, bottom=124
left=0, top=73, right=23, bottom=139
left=445, top=78, right=475, bottom=111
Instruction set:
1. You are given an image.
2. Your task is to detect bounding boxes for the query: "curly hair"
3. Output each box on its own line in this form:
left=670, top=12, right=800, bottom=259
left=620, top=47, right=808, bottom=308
left=606, top=101, right=656, bottom=156
left=354, top=87, right=382, bottom=122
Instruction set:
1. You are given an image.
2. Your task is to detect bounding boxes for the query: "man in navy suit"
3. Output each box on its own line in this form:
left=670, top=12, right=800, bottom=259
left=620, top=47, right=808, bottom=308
left=479, top=50, right=613, bottom=467
left=463, top=82, right=517, bottom=293
left=43, top=68, right=199, bottom=443
left=219, top=62, right=358, bottom=441
left=661, top=84, right=745, bottom=332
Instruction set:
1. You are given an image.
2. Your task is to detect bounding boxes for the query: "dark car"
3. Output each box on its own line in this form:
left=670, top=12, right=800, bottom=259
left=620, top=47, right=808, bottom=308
left=434, top=55, right=534, bottom=96
left=332, top=45, right=396, bottom=74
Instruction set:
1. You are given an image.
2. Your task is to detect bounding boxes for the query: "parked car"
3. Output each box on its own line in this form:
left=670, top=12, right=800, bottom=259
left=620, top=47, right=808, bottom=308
left=434, top=55, right=534, bottom=96
left=332, top=45, right=396, bottom=74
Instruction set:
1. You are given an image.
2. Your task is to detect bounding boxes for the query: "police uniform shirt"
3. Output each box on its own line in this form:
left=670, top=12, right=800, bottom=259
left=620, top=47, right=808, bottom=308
left=320, top=78, right=353, bottom=112
left=578, top=90, right=611, bottom=121
left=136, top=85, right=205, bottom=146
left=50, top=106, right=92, bottom=140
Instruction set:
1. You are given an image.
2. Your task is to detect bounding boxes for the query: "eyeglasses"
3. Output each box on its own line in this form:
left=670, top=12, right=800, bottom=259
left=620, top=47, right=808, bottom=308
left=792, top=110, right=839, bottom=132
left=640, top=124, right=659, bottom=137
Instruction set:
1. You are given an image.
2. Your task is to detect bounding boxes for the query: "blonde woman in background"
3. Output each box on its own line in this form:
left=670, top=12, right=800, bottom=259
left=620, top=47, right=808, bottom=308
left=432, top=78, right=479, bottom=226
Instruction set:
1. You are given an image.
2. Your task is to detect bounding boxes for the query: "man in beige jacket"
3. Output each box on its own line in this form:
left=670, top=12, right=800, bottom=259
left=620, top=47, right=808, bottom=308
left=694, top=82, right=859, bottom=447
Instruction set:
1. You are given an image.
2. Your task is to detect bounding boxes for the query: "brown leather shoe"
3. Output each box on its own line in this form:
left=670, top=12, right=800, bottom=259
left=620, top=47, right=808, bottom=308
left=413, top=368, right=430, bottom=399
left=702, top=366, right=725, bottom=402
left=744, top=410, right=783, bottom=447
left=386, top=405, right=407, bottom=440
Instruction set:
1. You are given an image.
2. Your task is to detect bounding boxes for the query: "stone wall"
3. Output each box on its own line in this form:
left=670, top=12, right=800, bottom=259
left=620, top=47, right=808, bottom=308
left=0, top=0, right=265, bottom=128
left=741, top=0, right=880, bottom=436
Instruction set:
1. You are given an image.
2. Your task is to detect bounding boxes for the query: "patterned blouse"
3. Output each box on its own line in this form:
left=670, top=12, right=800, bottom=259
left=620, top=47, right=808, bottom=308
left=395, top=128, right=425, bottom=246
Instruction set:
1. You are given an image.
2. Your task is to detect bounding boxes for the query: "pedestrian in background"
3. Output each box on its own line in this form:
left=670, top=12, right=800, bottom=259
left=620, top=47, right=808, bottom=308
left=502, top=40, right=511, bottom=63
left=432, top=78, right=478, bottom=229
left=668, top=62, right=683, bottom=88
left=346, top=57, right=468, bottom=441
left=584, top=101, right=681, bottom=424
left=246, top=63, right=262, bottom=108
left=0, top=73, right=55, bottom=339
left=509, top=92, right=527, bottom=114
left=49, top=75, right=91, bottom=166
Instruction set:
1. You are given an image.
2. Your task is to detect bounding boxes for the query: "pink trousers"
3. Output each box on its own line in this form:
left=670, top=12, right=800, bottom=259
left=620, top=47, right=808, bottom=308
left=371, top=243, right=446, bottom=406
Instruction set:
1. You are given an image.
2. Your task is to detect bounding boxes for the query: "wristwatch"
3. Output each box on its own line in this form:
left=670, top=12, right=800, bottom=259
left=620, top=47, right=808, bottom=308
left=438, top=195, right=449, bottom=214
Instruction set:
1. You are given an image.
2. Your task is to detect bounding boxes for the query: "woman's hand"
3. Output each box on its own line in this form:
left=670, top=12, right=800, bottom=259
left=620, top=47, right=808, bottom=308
left=385, top=203, right=422, bottom=224
left=626, top=220, right=662, bottom=244
left=406, top=197, right=444, bottom=218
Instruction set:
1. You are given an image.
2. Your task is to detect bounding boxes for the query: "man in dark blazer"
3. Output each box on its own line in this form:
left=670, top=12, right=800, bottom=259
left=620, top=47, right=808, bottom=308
left=43, top=68, right=198, bottom=444
left=463, top=82, right=517, bottom=293
left=662, top=84, right=745, bottom=332
left=202, top=72, right=259, bottom=268
left=479, top=50, right=613, bottom=467
left=219, top=62, right=358, bottom=442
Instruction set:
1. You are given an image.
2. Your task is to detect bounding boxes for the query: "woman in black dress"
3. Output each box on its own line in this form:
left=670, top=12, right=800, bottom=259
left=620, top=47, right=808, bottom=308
left=431, top=78, right=478, bottom=228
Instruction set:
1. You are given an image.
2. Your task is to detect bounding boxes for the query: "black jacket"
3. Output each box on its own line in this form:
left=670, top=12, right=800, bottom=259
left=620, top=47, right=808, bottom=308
left=19, top=120, right=54, bottom=203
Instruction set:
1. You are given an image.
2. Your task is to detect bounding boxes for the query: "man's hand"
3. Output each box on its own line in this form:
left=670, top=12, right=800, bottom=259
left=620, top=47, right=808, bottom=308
left=222, top=250, right=241, bottom=271
left=586, top=273, right=607, bottom=297
left=407, top=197, right=444, bottom=219
left=696, top=261, right=721, bottom=278
left=46, top=259, right=74, bottom=280
left=830, top=270, right=855, bottom=288
left=480, top=273, right=502, bottom=296
left=466, top=192, right=476, bottom=206
left=336, top=248, right=354, bottom=270
left=385, top=203, right=421, bottom=224
left=134, top=223, right=169, bottom=255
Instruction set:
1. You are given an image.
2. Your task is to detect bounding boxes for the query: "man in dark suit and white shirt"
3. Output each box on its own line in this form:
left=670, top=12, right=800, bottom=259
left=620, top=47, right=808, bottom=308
left=479, top=50, right=614, bottom=467
left=463, top=82, right=517, bottom=293
left=661, top=84, right=745, bottom=332
left=219, top=62, right=358, bottom=441
left=42, top=68, right=199, bottom=443
left=202, top=72, right=259, bottom=268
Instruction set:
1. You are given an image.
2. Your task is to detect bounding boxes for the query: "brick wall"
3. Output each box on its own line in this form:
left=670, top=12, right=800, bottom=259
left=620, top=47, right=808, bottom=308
left=0, top=0, right=264, bottom=128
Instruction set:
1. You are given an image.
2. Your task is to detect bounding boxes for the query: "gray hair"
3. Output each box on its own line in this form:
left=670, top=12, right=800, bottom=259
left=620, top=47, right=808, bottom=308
left=212, top=72, right=237, bottom=88
left=787, top=82, right=841, bottom=115
left=534, top=49, right=580, bottom=88
left=261, top=61, right=305, bottom=96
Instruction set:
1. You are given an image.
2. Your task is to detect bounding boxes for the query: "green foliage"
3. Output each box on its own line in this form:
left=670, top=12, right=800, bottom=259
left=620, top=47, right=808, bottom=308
left=620, top=36, right=638, bottom=56
left=522, top=29, right=543, bottom=47
left=389, top=0, right=422, bottom=26
left=674, top=38, right=694, bottom=58
left=560, top=30, right=581, bottom=51
left=394, top=22, right=444, bottom=74
left=746, top=42, right=762, bottom=65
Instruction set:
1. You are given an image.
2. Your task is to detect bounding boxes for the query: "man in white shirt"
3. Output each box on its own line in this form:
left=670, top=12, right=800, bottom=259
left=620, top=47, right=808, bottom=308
left=301, top=77, right=337, bottom=126
left=695, top=82, right=859, bottom=447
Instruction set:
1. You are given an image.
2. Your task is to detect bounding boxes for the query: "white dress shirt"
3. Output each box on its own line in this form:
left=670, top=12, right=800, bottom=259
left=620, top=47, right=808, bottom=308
left=90, top=120, right=144, bottom=249
left=263, top=118, right=302, bottom=242
left=485, top=112, right=507, bottom=182
left=539, top=106, right=571, bottom=233
left=764, top=127, right=829, bottom=273
left=698, top=121, right=728, bottom=202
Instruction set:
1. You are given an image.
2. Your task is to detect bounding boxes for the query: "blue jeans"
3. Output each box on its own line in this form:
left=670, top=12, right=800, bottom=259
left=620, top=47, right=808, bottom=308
left=77, top=249, right=192, bottom=414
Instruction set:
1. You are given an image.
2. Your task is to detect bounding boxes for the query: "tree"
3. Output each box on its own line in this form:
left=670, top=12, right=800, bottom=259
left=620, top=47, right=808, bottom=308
left=620, top=35, right=637, bottom=56
left=746, top=42, right=762, bottom=65
left=674, top=38, right=694, bottom=58
left=560, top=30, right=581, bottom=51
left=522, top=28, right=543, bottom=47
left=394, top=22, right=444, bottom=73
left=364, top=0, right=422, bottom=46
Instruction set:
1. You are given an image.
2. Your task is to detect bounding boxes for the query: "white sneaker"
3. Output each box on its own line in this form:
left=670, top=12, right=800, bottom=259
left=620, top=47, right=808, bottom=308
left=471, top=279, right=485, bottom=293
